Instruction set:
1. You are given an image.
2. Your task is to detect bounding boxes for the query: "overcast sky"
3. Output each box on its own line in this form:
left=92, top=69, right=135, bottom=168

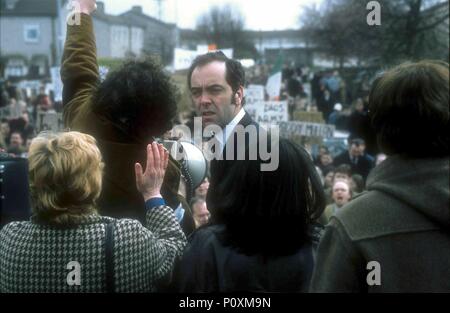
left=101, top=0, right=323, bottom=30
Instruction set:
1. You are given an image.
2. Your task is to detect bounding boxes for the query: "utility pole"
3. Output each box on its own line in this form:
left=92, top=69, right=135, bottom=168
left=56, top=0, right=66, bottom=66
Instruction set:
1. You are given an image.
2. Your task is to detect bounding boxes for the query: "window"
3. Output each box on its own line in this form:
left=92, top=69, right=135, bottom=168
left=24, top=25, right=40, bottom=43
left=5, top=59, right=28, bottom=78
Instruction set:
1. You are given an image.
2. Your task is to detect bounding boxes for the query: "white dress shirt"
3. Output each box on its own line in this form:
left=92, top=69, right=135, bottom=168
left=216, top=108, right=246, bottom=153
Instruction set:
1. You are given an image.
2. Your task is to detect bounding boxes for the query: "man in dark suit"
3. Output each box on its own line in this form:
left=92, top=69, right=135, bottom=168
left=186, top=52, right=272, bottom=214
left=333, top=138, right=374, bottom=181
left=187, top=51, right=264, bottom=160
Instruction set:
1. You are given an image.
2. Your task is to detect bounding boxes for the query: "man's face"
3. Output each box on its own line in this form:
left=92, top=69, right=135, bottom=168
left=332, top=181, right=351, bottom=207
left=356, top=101, right=364, bottom=112
left=350, top=143, right=362, bottom=157
left=193, top=201, right=210, bottom=228
left=39, top=96, right=52, bottom=111
left=1, top=122, right=9, bottom=136
left=195, top=177, right=210, bottom=198
left=21, top=112, right=29, bottom=124
left=320, top=154, right=332, bottom=166
left=190, top=61, right=243, bottom=128
left=10, top=133, right=23, bottom=147
left=324, top=171, right=335, bottom=188
left=357, top=143, right=366, bottom=155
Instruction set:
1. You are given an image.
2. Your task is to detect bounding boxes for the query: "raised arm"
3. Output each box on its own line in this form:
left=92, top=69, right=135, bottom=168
left=60, top=0, right=99, bottom=128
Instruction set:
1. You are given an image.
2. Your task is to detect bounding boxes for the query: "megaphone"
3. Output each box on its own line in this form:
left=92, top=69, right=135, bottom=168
left=161, top=140, right=208, bottom=198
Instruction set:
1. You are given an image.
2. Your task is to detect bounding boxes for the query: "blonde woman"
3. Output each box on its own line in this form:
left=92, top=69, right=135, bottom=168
left=0, top=132, right=186, bottom=292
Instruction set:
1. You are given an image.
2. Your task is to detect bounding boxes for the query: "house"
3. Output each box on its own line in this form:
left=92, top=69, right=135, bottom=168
left=245, top=29, right=314, bottom=66
left=0, top=0, right=67, bottom=79
left=120, top=5, right=178, bottom=64
left=0, top=1, right=159, bottom=79
left=91, top=2, right=145, bottom=59
left=178, top=28, right=315, bottom=66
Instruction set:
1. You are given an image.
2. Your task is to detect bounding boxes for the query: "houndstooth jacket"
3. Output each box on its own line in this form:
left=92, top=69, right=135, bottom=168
left=0, top=205, right=186, bottom=293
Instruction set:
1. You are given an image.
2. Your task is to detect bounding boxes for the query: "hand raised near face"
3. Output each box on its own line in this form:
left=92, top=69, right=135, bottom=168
left=135, top=142, right=169, bottom=202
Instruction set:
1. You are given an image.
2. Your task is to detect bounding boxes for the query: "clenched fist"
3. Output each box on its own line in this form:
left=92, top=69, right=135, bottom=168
left=73, top=0, right=97, bottom=15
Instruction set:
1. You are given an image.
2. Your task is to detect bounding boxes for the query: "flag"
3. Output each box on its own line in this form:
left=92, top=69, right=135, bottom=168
left=265, top=54, right=283, bottom=100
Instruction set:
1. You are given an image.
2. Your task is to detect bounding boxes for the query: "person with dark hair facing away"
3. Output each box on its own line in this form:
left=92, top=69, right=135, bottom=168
left=61, top=0, right=186, bottom=223
left=174, top=138, right=326, bottom=292
left=310, top=60, right=449, bottom=292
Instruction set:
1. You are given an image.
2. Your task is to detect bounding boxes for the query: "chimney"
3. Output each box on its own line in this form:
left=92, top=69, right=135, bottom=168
left=131, top=5, right=143, bottom=14
left=96, top=1, right=105, bottom=14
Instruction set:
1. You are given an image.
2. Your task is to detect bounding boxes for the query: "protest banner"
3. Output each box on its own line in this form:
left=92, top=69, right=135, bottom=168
left=245, top=100, right=288, bottom=128
left=293, top=111, right=325, bottom=124
left=245, top=84, right=265, bottom=105
left=279, top=121, right=335, bottom=139
left=99, top=66, right=109, bottom=82
left=244, top=102, right=261, bottom=121
left=256, top=101, right=288, bottom=124
left=220, top=49, right=233, bottom=59
left=36, top=111, right=64, bottom=133
left=50, top=67, right=63, bottom=102
left=174, top=48, right=234, bottom=71
left=174, top=48, right=199, bottom=71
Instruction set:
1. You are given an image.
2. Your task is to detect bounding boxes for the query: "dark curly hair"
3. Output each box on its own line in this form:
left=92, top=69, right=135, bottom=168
left=92, top=57, right=178, bottom=142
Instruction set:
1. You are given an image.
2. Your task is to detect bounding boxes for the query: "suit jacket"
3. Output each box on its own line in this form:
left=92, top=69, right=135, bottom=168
left=333, top=151, right=374, bottom=181
left=206, top=112, right=268, bottom=218
left=61, top=14, right=183, bottom=223
left=209, top=111, right=262, bottom=177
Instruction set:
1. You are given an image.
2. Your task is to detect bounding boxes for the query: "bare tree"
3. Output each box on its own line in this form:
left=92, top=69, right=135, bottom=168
left=300, top=0, right=449, bottom=67
left=196, top=4, right=258, bottom=59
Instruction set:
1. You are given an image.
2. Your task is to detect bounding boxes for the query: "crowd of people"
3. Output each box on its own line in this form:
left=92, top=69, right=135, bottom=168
left=0, top=84, right=60, bottom=157
left=0, top=0, right=448, bottom=293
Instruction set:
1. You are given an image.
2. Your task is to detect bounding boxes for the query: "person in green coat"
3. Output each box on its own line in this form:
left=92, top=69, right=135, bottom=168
left=310, top=60, right=450, bottom=292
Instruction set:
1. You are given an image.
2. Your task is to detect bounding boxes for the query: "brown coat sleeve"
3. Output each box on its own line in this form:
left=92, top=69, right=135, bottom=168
left=61, top=13, right=99, bottom=129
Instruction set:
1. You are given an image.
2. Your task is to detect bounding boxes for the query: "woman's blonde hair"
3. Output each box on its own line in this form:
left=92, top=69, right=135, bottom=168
left=28, top=131, right=104, bottom=225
